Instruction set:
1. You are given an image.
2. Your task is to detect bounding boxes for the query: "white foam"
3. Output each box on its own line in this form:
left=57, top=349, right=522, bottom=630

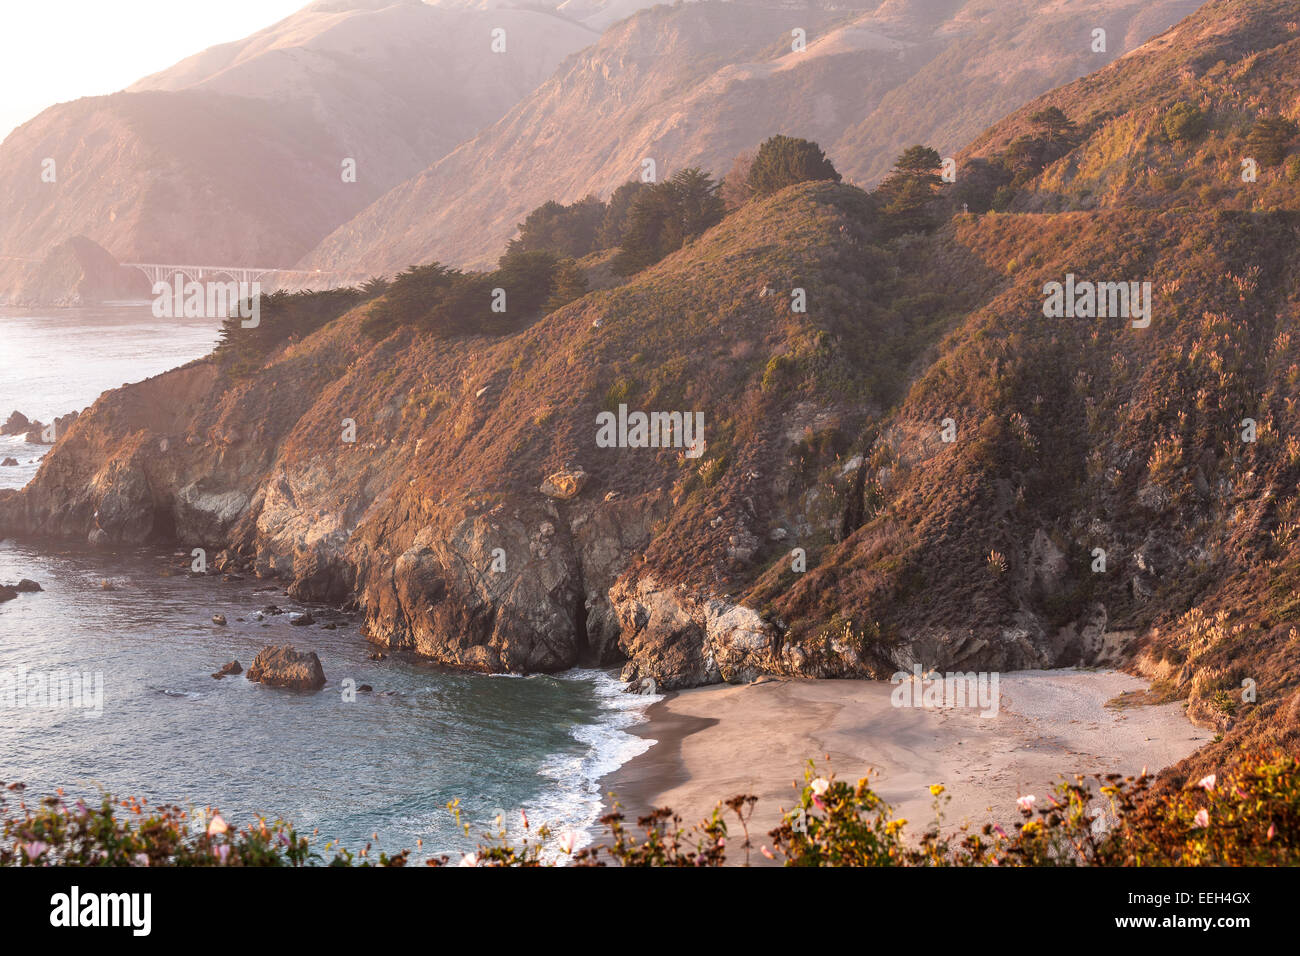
left=527, top=668, right=662, bottom=863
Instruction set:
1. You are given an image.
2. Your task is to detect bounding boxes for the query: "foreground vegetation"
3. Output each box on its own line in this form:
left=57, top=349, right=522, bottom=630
left=3, top=751, right=1296, bottom=866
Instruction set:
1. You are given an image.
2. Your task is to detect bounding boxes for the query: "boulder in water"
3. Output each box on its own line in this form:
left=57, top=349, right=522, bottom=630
left=1, top=411, right=31, bottom=436
left=211, top=660, right=243, bottom=679
left=246, top=645, right=326, bottom=690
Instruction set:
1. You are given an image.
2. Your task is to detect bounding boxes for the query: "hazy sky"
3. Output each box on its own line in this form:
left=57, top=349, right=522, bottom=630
left=0, top=0, right=310, bottom=142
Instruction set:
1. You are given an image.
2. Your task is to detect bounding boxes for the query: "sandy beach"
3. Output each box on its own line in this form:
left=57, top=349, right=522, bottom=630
left=600, top=669, right=1213, bottom=862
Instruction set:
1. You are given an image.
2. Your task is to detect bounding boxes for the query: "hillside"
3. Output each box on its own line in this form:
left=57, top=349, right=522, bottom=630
left=3, top=0, right=1299, bottom=785
left=0, top=0, right=595, bottom=302
left=296, top=0, right=1201, bottom=274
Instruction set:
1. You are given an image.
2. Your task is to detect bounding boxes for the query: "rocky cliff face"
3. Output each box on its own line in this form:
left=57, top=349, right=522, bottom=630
left=0, top=177, right=1188, bottom=690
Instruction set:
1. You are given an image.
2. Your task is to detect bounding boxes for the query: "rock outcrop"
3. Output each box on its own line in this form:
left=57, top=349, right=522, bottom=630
left=245, top=646, right=326, bottom=691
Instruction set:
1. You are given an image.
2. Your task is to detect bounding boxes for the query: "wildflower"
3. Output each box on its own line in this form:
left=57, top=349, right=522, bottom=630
left=809, top=777, right=830, bottom=796
left=1016, top=794, right=1036, bottom=812
left=520, top=810, right=529, bottom=829
left=214, top=844, right=230, bottom=863
left=207, top=813, right=228, bottom=836
left=929, top=784, right=945, bottom=797
left=1268, top=823, right=1276, bottom=841
left=134, top=853, right=149, bottom=867
left=557, top=830, right=577, bottom=854
left=1197, top=774, right=1216, bottom=792
left=760, top=846, right=775, bottom=860
left=1193, top=808, right=1210, bottom=829
left=22, top=841, right=48, bottom=861
left=457, top=852, right=478, bottom=867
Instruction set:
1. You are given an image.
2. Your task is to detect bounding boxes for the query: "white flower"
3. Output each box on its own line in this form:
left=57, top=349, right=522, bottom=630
left=809, top=777, right=830, bottom=796
left=206, top=813, right=228, bottom=836
left=557, top=830, right=577, bottom=854
left=1193, top=808, right=1210, bottom=829
left=1197, top=774, right=1217, bottom=792
left=1016, top=794, right=1036, bottom=812
left=457, top=852, right=479, bottom=867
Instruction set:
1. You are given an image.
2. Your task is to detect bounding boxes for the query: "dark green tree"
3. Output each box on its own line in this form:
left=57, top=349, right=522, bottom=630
left=1247, top=116, right=1298, bottom=167
left=747, top=135, right=841, bottom=196
left=1029, top=107, right=1077, bottom=145
left=612, top=168, right=725, bottom=275
left=596, top=181, right=651, bottom=250
left=875, top=145, right=944, bottom=236
left=1163, top=102, right=1206, bottom=143
left=545, top=259, right=589, bottom=312
left=509, top=195, right=606, bottom=259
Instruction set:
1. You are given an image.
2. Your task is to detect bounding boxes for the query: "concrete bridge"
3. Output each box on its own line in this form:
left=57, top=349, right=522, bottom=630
left=122, top=262, right=373, bottom=291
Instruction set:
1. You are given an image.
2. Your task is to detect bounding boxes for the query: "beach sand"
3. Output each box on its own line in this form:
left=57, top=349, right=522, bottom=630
left=600, top=669, right=1212, bottom=863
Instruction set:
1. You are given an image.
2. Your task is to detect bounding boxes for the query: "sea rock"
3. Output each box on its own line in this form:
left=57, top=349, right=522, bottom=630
left=288, top=611, right=315, bottom=626
left=211, top=660, right=242, bottom=679
left=0, top=585, right=16, bottom=603
left=14, top=579, right=42, bottom=592
left=246, top=645, right=326, bottom=690
left=212, top=613, right=227, bottom=625
left=627, top=675, right=658, bottom=695
left=1, top=411, right=31, bottom=436
left=0, top=458, right=16, bottom=467
left=540, top=468, right=587, bottom=500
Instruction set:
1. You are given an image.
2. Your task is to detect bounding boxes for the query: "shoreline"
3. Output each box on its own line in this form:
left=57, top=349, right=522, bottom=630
left=599, top=670, right=1213, bottom=863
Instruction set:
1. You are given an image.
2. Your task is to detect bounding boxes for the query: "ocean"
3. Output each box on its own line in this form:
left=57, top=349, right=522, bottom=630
left=0, top=305, right=657, bottom=860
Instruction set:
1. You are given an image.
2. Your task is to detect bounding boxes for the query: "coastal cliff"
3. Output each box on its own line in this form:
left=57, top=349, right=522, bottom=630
left=4, top=3, right=1300, bottom=780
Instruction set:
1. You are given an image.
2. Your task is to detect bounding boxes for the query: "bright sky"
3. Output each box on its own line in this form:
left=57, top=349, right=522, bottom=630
left=0, top=0, right=311, bottom=142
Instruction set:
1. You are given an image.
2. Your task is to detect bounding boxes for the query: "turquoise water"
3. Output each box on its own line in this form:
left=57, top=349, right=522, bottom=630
left=0, top=541, right=653, bottom=861
left=0, top=307, right=656, bottom=859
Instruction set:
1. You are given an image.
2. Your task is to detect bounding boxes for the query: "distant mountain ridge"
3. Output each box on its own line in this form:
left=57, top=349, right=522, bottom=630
left=295, top=0, right=1203, bottom=276
left=0, top=0, right=596, bottom=302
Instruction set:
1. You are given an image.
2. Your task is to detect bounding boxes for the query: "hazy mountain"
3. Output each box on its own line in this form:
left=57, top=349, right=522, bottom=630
left=0, top=0, right=596, bottom=301
left=296, top=0, right=1202, bottom=275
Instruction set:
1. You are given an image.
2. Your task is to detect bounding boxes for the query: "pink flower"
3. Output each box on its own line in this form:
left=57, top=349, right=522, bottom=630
left=214, top=844, right=230, bottom=863
left=760, top=846, right=775, bottom=860
left=1193, top=808, right=1210, bottom=829
left=1197, top=774, right=1216, bottom=792
left=520, top=810, right=529, bottom=830
left=1267, top=823, right=1276, bottom=841
left=557, top=830, right=577, bottom=854
left=22, top=841, right=48, bottom=861
left=134, top=853, right=149, bottom=867
left=207, top=813, right=228, bottom=837
left=809, top=777, right=830, bottom=796
left=1016, top=795, right=1036, bottom=812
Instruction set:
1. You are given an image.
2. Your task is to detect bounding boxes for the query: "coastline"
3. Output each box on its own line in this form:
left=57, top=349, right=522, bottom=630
left=600, top=670, right=1213, bottom=863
